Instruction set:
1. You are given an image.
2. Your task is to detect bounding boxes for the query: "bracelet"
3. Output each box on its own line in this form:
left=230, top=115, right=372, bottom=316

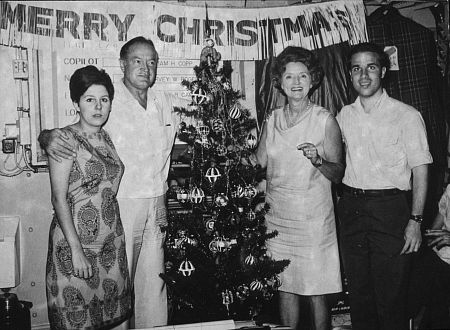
left=410, top=214, right=423, bottom=224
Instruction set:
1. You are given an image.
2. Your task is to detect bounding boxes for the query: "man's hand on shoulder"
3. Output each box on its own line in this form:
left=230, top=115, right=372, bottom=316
left=400, top=220, right=422, bottom=254
left=38, top=128, right=76, bottom=163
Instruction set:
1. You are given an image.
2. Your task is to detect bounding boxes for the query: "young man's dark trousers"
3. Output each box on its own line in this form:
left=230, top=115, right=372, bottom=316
left=337, top=189, right=412, bottom=330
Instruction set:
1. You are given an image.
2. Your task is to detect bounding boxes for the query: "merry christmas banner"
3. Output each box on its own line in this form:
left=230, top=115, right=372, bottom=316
left=0, top=0, right=367, bottom=60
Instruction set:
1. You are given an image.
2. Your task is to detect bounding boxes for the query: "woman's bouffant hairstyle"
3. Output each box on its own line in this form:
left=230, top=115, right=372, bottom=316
left=271, top=46, right=324, bottom=96
left=69, top=65, right=114, bottom=104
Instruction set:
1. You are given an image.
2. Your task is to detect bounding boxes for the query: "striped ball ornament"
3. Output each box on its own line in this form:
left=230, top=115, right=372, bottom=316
left=228, top=103, right=241, bottom=119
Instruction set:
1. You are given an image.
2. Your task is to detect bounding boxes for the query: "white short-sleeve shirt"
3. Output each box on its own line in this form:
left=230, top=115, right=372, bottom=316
left=105, top=80, right=184, bottom=198
left=337, top=90, right=433, bottom=190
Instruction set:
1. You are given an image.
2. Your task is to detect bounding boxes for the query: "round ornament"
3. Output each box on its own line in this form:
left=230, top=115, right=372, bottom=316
left=176, top=188, right=189, bottom=203
left=197, top=123, right=210, bottom=137
left=208, top=237, right=218, bottom=252
left=211, top=118, right=224, bottom=132
left=215, top=193, right=229, bottom=207
left=250, top=280, right=263, bottom=291
left=205, top=218, right=216, bottom=231
left=247, top=210, right=256, bottom=221
left=247, top=134, right=257, bottom=149
left=245, top=254, right=256, bottom=265
left=205, top=167, right=221, bottom=184
left=216, top=145, right=227, bottom=157
left=189, top=187, right=205, bottom=204
left=179, top=260, right=195, bottom=276
left=245, top=185, right=258, bottom=198
left=229, top=103, right=241, bottom=119
left=223, top=81, right=232, bottom=91
left=191, top=88, right=207, bottom=105
left=236, top=285, right=250, bottom=300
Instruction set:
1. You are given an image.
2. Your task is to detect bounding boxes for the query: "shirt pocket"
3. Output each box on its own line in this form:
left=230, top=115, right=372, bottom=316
left=371, top=125, right=405, bottom=167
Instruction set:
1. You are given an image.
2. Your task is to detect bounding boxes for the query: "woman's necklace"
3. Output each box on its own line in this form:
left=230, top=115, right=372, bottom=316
left=285, top=100, right=312, bottom=128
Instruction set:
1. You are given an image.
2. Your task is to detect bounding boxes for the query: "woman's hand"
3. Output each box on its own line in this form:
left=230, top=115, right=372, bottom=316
left=425, top=229, right=450, bottom=250
left=71, top=247, right=93, bottom=279
left=297, top=142, right=321, bottom=165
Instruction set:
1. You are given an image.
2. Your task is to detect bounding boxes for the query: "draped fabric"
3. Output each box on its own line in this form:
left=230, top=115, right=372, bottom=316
left=366, top=6, right=447, bottom=221
left=255, top=42, right=353, bottom=129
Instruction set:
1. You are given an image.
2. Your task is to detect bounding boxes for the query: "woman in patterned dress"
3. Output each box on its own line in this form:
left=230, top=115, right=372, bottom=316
left=46, top=66, right=131, bottom=329
left=249, top=47, right=344, bottom=330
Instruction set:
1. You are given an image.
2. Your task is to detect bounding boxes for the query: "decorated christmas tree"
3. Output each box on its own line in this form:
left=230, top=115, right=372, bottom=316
left=161, top=36, right=290, bottom=324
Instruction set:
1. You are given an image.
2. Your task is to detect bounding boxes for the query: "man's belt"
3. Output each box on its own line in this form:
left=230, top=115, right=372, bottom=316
left=342, top=184, right=405, bottom=197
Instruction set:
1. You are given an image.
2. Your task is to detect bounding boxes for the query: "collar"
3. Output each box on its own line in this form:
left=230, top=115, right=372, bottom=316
left=115, top=78, right=159, bottom=112
left=355, top=89, right=388, bottom=114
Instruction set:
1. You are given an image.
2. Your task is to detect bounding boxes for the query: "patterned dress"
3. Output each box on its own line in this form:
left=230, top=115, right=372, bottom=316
left=46, top=127, right=131, bottom=329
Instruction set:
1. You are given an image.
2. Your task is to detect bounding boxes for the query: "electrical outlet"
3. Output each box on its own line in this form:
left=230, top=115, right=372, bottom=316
left=2, top=139, right=16, bottom=153
left=12, top=59, right=29, bottom=79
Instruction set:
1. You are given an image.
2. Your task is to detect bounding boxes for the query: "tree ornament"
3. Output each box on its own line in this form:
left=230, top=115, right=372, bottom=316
left=200, top=37, right=221, bottom=69
left=205, top=166, right=221, bottom=184
left=190, top=187, right=205, bottom=204
left=176, top=188, right=189, bottom=203
left=262, top=287, right=273, bottom=300
left=208, top=237, right=219, bottom=253
left=191, top=88, right=207, bottom=105
left=245, top=185, right=258, bottom=198
left=205, top=218, right=216, bottom=231
left=216, top=145, right=227, bottom=156
left=211, top=118, right=224, bottom=132
left=179, top=259, right=195, bottom=276
left=250, top=280, right=263, bottom=291
left=266, top=276, right=281, bottom=289
left=247, top=210, right=256, bottom=221
left=246, top=133, right=257, bottom=149
left=185, top=236, right=198, bottom=246
left=215, top=193, right=229, bottom=207
left=223, top=81, right=232, bottom=91
left=206, top=93, right=214, bottom=103
left=221, top=289, right=234, bottom=312
left=245, top=254, right=257, bottom=265
left=236, top=284, right=250, bottom=300
left=216, top=236, right=228, bottom=252
left=228, top=213, right=240, bottom=225
left=225, top=159, right=234, bottom=167
left=235, top=185, right=246, bottom=198
left=229, top=103, right=242, bottom=119
left=197, top=123, right=210, bottom=137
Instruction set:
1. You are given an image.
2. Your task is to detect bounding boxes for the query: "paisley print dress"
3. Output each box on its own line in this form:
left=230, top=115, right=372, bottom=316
left=46, top=127, right=131, bottom=329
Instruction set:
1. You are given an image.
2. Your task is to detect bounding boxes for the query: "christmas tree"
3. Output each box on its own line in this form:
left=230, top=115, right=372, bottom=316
left=161, top=36, right=290, bottom=324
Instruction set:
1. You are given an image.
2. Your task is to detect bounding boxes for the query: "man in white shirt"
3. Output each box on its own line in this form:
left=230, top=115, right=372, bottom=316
left=336, top=42, right=432, bottom=330
left=40, top=36, right=184, bottom=328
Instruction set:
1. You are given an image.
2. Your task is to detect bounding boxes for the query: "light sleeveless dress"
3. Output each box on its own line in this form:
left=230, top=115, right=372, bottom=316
left=265, top=104, right=342, bottom=295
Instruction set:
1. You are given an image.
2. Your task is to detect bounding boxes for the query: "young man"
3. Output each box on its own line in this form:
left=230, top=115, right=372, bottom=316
left=39, top=37, right=185, bottom=328
left=336, top=42, right=432, bottom=330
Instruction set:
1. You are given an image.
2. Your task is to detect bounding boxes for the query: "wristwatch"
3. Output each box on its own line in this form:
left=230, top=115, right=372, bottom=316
left=313, top=155, right=323, bottom=167
left=410, top=214, right=423, bottom=224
